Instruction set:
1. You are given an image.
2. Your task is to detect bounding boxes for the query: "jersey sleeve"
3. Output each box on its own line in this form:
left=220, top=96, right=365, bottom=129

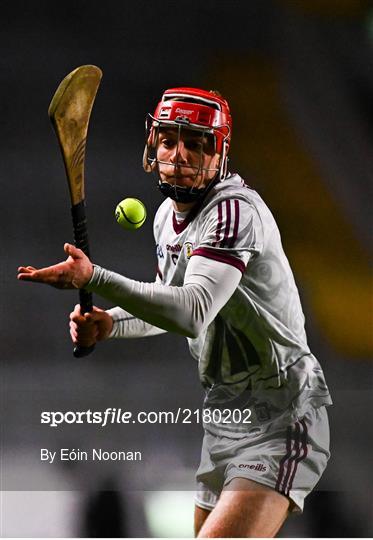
left=106, top=306, right=167, bottom=339
left=193, top=198, right=263, bottom=273
left=85, top=257, right=241, bottom=339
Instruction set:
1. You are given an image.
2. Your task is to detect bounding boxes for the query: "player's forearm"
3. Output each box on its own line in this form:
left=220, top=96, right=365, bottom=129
left=86, top=256, right=241, bottom=338
left=106, top=306, right=167, bottom=338
left=87, top=267, right=210, bottom=337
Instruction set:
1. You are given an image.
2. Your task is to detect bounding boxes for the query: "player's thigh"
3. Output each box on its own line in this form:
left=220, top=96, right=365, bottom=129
left=197, top=478, right=289, bottom=538
left=194, top=505, right=211, bottom=537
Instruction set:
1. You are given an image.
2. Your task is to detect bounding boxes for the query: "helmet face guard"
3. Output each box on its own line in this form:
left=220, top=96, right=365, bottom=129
left=143, top=88, right=232, bottom=203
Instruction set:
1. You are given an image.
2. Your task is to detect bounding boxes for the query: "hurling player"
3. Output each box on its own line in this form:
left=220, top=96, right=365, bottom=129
left=18, top=87, right=332, bottom=537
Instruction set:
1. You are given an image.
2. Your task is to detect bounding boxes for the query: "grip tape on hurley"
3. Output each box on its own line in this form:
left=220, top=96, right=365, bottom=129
left=71, top=201, right=95, bottom=357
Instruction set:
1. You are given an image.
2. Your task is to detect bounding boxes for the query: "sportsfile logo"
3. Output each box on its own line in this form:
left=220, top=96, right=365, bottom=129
left=238, top=462, right=267, bottom=473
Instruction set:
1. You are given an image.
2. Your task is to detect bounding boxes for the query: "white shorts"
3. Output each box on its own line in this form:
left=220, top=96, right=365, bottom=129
left=195, top=405, right=330, bottom=512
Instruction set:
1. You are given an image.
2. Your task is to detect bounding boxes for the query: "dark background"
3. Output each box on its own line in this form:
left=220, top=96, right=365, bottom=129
left=1, top=0, right=372, bottom=537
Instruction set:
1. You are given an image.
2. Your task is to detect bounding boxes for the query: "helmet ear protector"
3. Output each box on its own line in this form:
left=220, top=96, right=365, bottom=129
left=143, top=87, right=232, bottom=203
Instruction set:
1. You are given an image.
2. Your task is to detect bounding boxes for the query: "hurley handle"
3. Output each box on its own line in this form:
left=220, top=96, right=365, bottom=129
left=71, top=201, right=95, bottom=358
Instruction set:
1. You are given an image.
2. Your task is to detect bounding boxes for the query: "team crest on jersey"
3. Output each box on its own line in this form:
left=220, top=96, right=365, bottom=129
left=184, top=242, right=194, bottom=259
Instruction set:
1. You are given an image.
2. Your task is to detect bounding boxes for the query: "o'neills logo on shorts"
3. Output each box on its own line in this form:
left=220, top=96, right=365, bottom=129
left=239, top=462, right=267, bottom=473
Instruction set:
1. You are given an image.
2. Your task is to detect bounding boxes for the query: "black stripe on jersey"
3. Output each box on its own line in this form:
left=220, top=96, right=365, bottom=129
left=220, top=200, right=231, bottom=248
left=229, top=200, right=240, bottom=248
left=213, top=201, right=224, bottom=246
left=213, top=199, right=240, bottom=249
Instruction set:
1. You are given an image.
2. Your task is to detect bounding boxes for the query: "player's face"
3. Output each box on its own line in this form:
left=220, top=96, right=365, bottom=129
left=156, top=128, right=220, bottom=190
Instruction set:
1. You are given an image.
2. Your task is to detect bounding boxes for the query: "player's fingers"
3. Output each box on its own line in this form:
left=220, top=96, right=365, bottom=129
left=18, top=264, right=70, bottom=288
left=70, top=305, right=102, bottom=321
left=71, top=313, right=93, bottom=326
left=17, top=266, right=36, bottom=275
left=70, top=326, right=78, bottom=343
left=85, top=311, right=104, bottom=322
left=71, top=319, right=98, bottom=340
left=69, top=320, right=78, bottom=333
left=70, top=312, right=98, bottom=345
left=74, top=326, right=98, bottom=346
left=69, top=304, right=82, bottom=320
left=64, top=243, right=85, bottom=260
left=17, top=266, right=37, bottom=273
left=70, top=328, right=96, bottom=346
left=70, top=319, right=91, bottom=338
left=70, top=322, right=90, bottom=342
left=18, top=265, right=63, bottom=280
left=17, top=269, right=40, bottom=281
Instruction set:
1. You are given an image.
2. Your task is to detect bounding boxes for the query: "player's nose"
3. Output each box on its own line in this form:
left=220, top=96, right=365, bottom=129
left=170, top=141, right=188, bottom=164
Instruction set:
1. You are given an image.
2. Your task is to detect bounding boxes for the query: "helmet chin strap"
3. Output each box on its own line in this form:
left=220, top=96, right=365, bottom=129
left=157, top=174, right=220, bottom=204
left=158, top=181, right=207, bottom=203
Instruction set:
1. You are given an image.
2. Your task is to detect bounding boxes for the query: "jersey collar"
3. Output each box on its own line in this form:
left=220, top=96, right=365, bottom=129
left=171, top=177, right=221, bottom=234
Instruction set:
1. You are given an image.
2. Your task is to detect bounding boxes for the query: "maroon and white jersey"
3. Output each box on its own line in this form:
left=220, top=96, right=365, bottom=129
left=153, top=173, right=332, bottom=434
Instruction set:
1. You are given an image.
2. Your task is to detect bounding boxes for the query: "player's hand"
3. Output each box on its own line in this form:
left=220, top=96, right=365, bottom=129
left=17, top=243, right=93, bottom=289
left=69, top=304, right=113, bottom=347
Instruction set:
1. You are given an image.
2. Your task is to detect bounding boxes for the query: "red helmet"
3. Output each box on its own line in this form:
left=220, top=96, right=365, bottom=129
left=153, top=87, right=232, bottom=155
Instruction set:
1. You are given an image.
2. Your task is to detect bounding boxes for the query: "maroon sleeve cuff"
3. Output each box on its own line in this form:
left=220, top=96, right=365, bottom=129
left=191, top=247, right=246, bottom=274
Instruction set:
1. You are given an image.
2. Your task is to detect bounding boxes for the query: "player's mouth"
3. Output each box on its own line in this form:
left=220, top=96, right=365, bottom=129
left=161, top=173, right=201, bottom=188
